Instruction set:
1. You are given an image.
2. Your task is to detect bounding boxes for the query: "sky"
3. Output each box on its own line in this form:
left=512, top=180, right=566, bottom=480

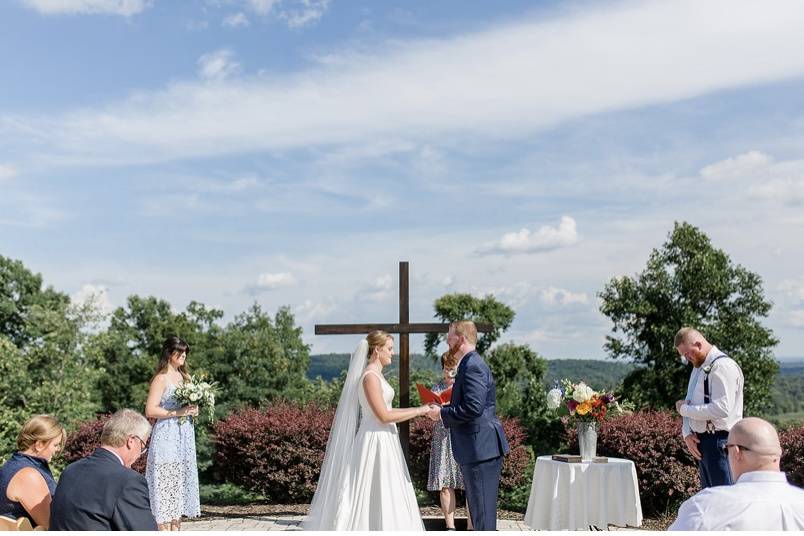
left=2, top=0, right=804, bottom=359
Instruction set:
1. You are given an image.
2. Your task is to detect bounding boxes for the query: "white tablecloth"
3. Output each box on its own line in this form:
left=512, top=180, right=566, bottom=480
left=523, top=455, right=643, bottom=530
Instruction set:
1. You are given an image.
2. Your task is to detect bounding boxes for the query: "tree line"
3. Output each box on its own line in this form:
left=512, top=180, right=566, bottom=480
left=0, top=221, right=783, bottom=460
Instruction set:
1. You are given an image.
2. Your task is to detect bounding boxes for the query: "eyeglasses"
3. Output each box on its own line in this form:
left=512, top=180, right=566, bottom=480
left=722, top=443, right=751, bottom=456
left=132, top=435, right=148, bottom=458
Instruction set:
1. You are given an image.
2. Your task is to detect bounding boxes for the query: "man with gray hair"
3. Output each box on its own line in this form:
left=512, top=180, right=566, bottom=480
left=50, top=409, right=158, bottom=531
left=670, top=417, right=804, bottom=530
left=673, top=327, right=743, bottom=488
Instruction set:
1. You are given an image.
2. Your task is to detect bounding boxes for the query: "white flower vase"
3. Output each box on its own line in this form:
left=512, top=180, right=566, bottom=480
left=577, top=421, right=598, bottom=461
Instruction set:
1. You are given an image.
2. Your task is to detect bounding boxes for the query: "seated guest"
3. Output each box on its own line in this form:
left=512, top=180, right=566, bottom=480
left=0, top=415, right=65, bottom=529
left=670, top=417, right=804, bottom=530
left=50, top=409, right=158, bottom=531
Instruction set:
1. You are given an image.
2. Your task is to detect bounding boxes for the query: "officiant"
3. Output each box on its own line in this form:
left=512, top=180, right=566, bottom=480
left=427, top=351, right=472, bottom=531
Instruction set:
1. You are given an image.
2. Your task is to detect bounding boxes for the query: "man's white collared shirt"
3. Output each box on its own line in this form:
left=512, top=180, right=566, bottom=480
left=680, top=345, right=743, bottom=435
left=669, top=471, right=804, bottom=530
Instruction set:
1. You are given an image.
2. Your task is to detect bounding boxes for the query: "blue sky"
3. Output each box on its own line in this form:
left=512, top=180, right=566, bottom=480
left=2, top=0, right=804, bottom=359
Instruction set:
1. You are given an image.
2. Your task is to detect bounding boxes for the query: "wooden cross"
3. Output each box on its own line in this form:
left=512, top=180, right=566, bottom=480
left=314, top=261, right=492, bottom=460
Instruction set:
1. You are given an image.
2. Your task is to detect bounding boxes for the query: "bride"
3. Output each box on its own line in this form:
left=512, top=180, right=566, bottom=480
left=303, top=330, right=430, bottom=531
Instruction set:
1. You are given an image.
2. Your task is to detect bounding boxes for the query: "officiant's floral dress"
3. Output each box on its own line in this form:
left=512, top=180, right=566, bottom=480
left=145, top=382, right=201, bottom=524
left=427, top=381, right=465, bottom=491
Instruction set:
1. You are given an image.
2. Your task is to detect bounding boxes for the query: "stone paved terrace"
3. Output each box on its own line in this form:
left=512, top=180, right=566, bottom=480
left=183, top=515, right=645, bottom=531
left=183, top=515, right=535, bottom=531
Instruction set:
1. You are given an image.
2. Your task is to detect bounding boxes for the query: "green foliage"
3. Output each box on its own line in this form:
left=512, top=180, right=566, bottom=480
left=90, top=298, right=310, bottom=416
left=498, top=452, right=535, bottom=512
left=424, top=293, right=515, bottom=360
left=199, top=483, right=266, bottom=505
left=212, top=304, right=310, bottom=413
left=599, top=222, right=779, bottom=414
left=89, top=296, right=226, bottom=412
left=544, top=359, right=635, bottom=391
left=487, top=343, right=563, bottom=454
left=0, top=256, right=104, bottom=462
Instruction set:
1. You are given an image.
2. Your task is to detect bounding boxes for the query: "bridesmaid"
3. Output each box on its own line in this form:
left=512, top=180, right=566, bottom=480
left=427, top=351, right=472, bottom=531
left=145, top=336, right=200, bottom=531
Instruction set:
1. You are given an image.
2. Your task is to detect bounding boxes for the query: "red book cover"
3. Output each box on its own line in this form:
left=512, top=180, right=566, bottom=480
left=416, top=384, right=453, bottom=405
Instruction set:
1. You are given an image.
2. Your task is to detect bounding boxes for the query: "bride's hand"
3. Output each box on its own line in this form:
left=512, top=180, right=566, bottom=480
left=418, top=405, right=431, bottom=417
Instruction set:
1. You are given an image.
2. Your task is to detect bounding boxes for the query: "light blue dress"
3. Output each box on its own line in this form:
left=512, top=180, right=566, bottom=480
left=145, top=383, right=201, bottom=524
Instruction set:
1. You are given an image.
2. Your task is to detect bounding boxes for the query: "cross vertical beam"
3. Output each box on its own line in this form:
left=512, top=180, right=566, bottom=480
left=398, top=261, right=410, bottom=461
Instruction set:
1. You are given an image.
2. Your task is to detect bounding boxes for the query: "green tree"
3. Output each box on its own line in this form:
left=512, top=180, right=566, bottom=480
left=0, top=255, right=72, bottom=348
left=0, top=256, right=104, bottom=461
left=424, top=293, right=515, bottom=360
left=213, top=304, right=311, bottom=413
left=487, top=343, right=560, bottom=454
left=89, top=296, right=225, bottom=412
left=599, top=222, right=778, bottom=414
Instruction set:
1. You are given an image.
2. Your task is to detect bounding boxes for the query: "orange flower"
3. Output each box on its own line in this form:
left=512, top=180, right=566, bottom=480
left=576, top=401, right=592, bottom=415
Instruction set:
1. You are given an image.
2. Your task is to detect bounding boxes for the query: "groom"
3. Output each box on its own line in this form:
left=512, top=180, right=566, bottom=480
left=427, top=320, right=510, bottom=531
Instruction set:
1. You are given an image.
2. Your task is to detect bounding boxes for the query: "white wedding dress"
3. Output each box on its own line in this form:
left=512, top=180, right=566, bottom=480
left=303, top=340, right=424, bottom=531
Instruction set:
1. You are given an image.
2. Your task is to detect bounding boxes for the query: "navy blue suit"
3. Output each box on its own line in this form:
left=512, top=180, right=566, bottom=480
left=50, top=448, right=157, bottom=531
left=441, top=350, right=510, bottom=531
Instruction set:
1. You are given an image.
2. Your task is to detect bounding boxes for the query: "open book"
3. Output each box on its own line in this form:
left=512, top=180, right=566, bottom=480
left=416, top=383, right=453, bottom=405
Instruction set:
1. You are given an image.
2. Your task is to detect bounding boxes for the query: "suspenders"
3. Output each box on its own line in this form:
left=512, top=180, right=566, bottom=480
left=702, top=354, right=733, bottom=433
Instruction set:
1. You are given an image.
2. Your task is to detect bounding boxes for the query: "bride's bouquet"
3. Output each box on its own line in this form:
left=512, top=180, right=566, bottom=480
left=546, top=379, right=627, bottom=423
left=174, top=373, right=218, bottom=424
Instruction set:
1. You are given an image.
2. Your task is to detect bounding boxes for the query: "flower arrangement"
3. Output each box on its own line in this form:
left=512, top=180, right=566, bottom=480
left=546, top=379, right=624, bottom=423
left=174, top=373, right=218, bottom=424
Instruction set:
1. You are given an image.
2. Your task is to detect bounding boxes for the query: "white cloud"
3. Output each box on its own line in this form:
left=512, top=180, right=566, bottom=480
left=700, top=150, right=772, bottom=181
left=223, top=11, right=249, bottom=28
left=780, top=278, right=804, bottom=303
left=246, top=0, right=278, bottom=15
left=197, top=49, right=241, bottom=82
left=294, top=298, right=336, bottom=323
left=540, top=286, right=589, bottom=306
left=279, top=0, right=329, bottom=28
left=21, top=0, right=150, bottom=16
left=358, top=274, right=393, bottom=303
left=71, top=283, right=114, bottom=314
left=256, top=271, right=296, bottom=289
left=0, top=164, right=17, bottom=181
left=9, top=0, right=804, bottom=167
left=243, top=0, right=328, bottom=27
left=790, top=310, right=804, bottom=329
left=751, top=177, right=804, bottom=205
left=188, top=176, right=260, bottom=193
left=478, top=216, right=578, bottom=256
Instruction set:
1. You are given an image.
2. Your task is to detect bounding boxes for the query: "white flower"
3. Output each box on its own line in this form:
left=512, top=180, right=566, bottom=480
left=572, top=382, right=595, bottom=403
left=189, top=392, right=200, bottom=402
left=546, top=388, right=563, bottom=410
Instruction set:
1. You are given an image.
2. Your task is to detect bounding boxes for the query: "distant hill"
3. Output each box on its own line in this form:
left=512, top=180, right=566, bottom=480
left=779, top=360, right=804, bottom=376
left=308, top=353, right=440, bottom=381
left=544, top=359, right=635, bottom=391
left=308, top=354, right=634, bottom=390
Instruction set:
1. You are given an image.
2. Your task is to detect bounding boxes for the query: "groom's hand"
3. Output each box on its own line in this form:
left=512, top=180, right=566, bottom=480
left=426, top=405, right=441, bottom=421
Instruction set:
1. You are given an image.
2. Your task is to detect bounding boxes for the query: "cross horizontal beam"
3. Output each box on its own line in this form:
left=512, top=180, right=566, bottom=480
left=314, top=322, right=493, bottom=335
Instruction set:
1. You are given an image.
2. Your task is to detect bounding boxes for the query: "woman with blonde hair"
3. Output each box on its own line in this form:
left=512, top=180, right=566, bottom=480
left=305, top=330, right=430, bottom=531
left=144, top=335, right=200, bottom=531
left=0, top=415, right=65, bottom=528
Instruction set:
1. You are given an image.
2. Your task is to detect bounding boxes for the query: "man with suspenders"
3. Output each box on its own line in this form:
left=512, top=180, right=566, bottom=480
left=674, top=327, right=744, bottom=488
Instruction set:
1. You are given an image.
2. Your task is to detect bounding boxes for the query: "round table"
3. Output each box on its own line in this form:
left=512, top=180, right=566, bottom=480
left=523, top=455, right=643, bottom=530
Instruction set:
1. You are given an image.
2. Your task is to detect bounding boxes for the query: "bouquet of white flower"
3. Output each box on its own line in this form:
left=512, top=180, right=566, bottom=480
left=173, top=373, right=218, bottom=424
